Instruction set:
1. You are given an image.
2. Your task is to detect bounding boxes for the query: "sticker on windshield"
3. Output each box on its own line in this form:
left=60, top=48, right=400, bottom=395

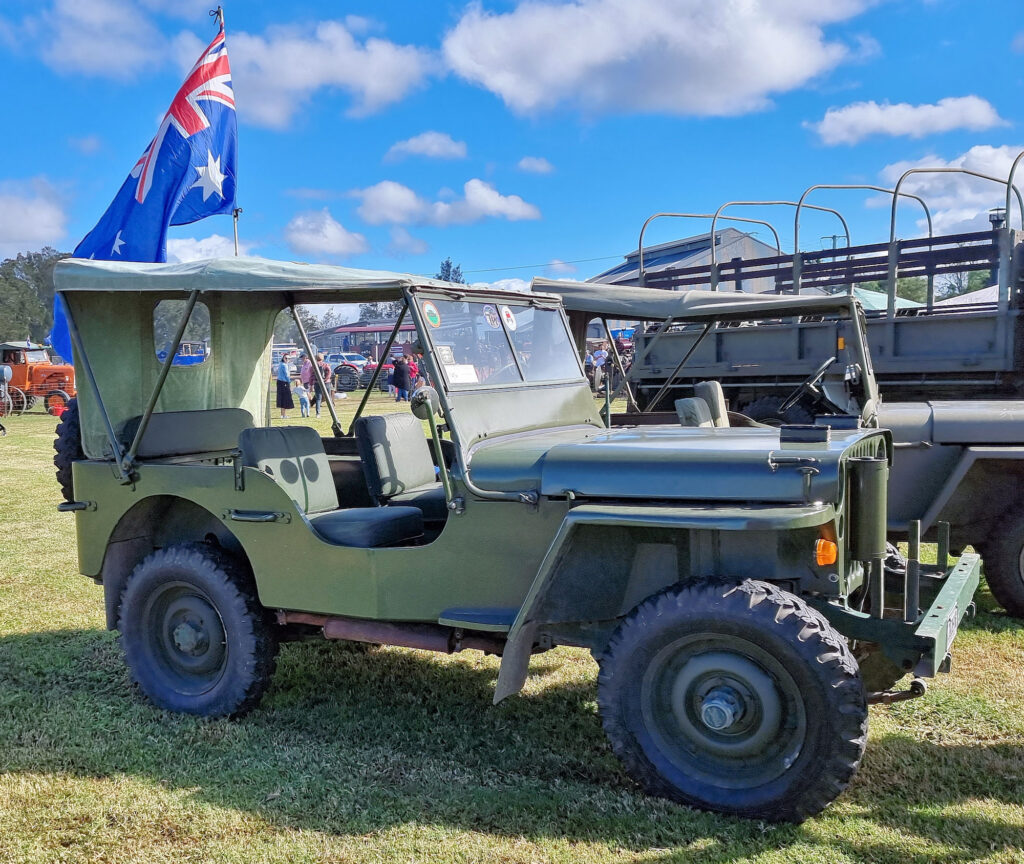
left=447, top=364, right=479, bottom=384
left=500, top=305, right=518, bottom=331
left=482, top=304, right=501, bottom=329
left=422, top=301, right=442, bottom=328
left=436, top=345, right=456, bottom=365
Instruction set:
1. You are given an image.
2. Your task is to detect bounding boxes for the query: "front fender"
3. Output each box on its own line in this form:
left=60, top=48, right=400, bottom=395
left=493, top=501, right=835, bottom=702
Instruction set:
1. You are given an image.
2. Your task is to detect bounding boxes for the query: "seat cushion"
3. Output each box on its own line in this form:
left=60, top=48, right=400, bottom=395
left=354, top=413, right=438, bottom=499
left=390, top=483, right=448, bottom=522
left=675, top=397, right=714, bottom=428
left=239, top=426, right=339, bottom=514
left=695, top=381, right=729, bottom=428
left=309, top=506, right=423, bottom=547
left=121, top=408, right=253, bottom=458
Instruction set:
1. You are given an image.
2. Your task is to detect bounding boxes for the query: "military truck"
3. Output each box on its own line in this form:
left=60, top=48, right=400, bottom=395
left=52, top=256, right=979, bottom=823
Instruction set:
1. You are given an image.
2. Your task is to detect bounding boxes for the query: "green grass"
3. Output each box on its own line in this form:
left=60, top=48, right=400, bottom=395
left=2, top=405, right=1024, bottom=863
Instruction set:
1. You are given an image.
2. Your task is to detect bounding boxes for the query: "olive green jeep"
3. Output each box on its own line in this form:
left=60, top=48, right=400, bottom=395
left=53, top=257, right=980, bottom=823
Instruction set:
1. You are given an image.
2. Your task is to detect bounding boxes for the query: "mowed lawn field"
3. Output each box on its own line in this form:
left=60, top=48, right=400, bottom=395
left=1, top=402, right=1023, bottom=864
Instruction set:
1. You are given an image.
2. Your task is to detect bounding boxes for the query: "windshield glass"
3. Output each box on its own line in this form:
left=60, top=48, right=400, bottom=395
left=420, top=298, right=581, bottom=388
left=25, top=350, right=49, bottom=363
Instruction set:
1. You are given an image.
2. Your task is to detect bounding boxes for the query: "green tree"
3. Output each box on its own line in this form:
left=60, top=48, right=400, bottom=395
left=0, top=247, right=69, bottom=341
left=859, top=276, right=928, bottom=304
left=435, top=257, right=465, bottom=284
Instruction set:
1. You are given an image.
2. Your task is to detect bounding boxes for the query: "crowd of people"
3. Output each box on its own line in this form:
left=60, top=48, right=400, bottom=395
left=274, top=350, right=335, bottom=420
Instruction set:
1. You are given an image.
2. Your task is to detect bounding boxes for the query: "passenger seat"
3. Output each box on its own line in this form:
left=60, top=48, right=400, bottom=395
left=354, top=413, right=448, bottom=523
left=239, top=426, right=422, bottom=547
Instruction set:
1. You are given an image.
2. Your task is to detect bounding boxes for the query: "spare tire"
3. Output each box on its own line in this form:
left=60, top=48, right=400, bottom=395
left=54, top=398, right=84, bottom=502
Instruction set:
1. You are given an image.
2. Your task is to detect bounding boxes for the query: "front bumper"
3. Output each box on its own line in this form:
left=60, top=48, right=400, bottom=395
left=808, top=550, right=981, bottom=680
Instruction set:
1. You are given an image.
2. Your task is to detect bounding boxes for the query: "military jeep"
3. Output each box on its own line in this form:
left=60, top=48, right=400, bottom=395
left=53, top=257, right=980, bottom=823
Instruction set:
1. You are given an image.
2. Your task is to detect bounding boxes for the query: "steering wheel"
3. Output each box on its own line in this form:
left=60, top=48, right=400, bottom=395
left=779, top=356, right=836, bottom=413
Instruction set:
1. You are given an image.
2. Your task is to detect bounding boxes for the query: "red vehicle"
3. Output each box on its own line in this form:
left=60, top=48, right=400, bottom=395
left=0, top=341, right=76, bottom=413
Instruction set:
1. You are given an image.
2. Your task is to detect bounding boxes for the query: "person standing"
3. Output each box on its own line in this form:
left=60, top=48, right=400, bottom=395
left=293, top=381, right=310, bottom=417
left=593, top=343, right=609, bottom=392
left=275, top=352, right=294, bottom=419
left=313, top=353, right=332, bottom=418
left=299, top=353, right=313, bottom=390
left=392, top=356, right=413, bottom=402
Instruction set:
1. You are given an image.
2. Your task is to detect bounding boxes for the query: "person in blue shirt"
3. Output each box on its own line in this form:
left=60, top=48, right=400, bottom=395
left=276, top=352, right=294, bottom=419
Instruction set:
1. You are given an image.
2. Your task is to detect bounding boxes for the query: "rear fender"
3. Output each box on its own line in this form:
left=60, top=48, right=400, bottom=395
left=493, top=501, right=836, bottom=702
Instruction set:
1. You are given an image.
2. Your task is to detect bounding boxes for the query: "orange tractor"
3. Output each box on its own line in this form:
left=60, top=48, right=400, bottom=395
left=0, top=341, right=76, bottom=415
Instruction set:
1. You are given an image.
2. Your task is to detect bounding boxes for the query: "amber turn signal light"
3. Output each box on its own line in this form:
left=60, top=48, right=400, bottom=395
left=815, top=538, right=838, bottom=567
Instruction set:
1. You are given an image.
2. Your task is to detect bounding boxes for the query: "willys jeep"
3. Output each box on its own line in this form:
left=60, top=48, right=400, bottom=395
left=53, top=257, right=980, bottom=823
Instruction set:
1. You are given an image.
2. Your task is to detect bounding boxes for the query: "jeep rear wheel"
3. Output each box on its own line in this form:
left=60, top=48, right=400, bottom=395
left=980, top=513, right=1024, bottom=617
left=119, top=543, right=278, bottom=717
left=53, top=398, right=84, bottom=502
left=598, top=580, right=867, bottom=823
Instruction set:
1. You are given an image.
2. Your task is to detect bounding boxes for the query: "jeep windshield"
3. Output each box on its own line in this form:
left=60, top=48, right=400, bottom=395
left=419, top=297, right=583, bottom=389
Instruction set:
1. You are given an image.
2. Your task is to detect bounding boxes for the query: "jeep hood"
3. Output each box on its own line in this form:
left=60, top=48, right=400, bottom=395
left=466, top=424, right=883, bottom=504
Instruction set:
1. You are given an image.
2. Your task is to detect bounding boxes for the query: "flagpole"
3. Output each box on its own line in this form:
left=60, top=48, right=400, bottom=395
left=210, top=6, right=224, bottom=28
left=233, top=207, right=242, bottom=256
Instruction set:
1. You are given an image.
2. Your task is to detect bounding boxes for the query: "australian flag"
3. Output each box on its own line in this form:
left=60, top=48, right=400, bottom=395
left=51, top=22, right=237, bottom=361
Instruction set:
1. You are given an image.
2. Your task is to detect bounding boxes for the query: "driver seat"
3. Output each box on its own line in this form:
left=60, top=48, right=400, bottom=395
left=694, top=381, right=729, bottom=427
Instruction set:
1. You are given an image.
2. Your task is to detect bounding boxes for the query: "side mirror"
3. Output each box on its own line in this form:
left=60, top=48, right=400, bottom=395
left=410, top=385, right=441, bottom=420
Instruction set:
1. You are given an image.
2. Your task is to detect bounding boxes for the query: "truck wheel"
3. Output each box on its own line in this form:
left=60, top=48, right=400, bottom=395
left=334, top=366, right=359, bottom=391
left=45, top=389, right=71, bottom=413
left=598, top=579, right=867, bottom=823
left=742, top=396, right=814, bottom=426
left=53, top=398, right=84, bottom=502
left=118, top=543, right=278, bottom=717
left=980, top=515, right=1024, bottom=617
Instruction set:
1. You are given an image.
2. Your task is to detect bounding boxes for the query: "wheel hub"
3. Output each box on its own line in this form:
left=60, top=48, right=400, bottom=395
left=699, top=686, right=743, bottom=731
left=172, top=620, right=207, bottom=655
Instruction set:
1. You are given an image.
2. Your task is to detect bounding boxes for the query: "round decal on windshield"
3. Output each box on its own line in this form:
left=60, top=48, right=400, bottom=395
left=500, top=305, right=518, bottom=331
left=482, top=304, right=501, bottom=329
left=422, top=301, right=442, bottom=328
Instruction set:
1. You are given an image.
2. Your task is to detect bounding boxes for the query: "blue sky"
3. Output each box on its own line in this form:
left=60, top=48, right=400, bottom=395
left=1, top=0, right=1022, bottom=294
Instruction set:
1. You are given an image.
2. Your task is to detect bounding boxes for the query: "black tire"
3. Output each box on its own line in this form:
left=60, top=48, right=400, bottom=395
left=118, top=543, right=278, bottom=717
left=598, top=579, right=867, bottom=823
left=45, top=389, right=71, bottom=412
left=53, top=398, right=84, bottom=503
left=333, top=365, right=359, bottom=391
left=742, top=396, right=815, bottom=426
left=24, top=393, right=38, bottom=411
left=980, top=513, right=1024, bottom=617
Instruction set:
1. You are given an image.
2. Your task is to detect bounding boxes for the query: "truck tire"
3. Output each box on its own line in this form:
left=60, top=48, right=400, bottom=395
left=45, top=389, right=71, bottom=413
left=53, top=398, right=84, bottom=503
left=333, top=365, right=359, bottom=391
left=118, top=543, right=278, bottom=717
left=598, top=579, right=867, bottom=823
left=741, top=396, right=814, bottom=426
left=980, top=515, right=1024, bottom=617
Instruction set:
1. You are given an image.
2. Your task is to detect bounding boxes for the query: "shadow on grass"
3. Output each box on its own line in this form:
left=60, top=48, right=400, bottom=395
left=0, top=628, right=1021, bottom=860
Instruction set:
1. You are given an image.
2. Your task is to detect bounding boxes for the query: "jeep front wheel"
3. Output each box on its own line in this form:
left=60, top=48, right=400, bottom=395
left=119, top=543, right=278, bottom=717
left=598, top=580, right=867, bottom=823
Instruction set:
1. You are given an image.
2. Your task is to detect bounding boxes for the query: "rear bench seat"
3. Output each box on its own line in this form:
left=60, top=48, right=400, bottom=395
left=239, top=426, right=422, bottom=548
left=119, top=408, right=255, bottom=460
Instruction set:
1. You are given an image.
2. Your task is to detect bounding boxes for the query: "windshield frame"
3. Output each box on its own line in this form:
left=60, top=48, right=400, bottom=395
left=411, top=289, right=585, bottom=393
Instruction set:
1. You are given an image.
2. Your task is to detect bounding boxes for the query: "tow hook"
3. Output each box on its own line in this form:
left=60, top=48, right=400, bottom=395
left=866, top=677, right=927, bottom=705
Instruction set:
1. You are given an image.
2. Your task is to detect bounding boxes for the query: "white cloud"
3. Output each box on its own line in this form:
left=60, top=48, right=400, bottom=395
left=443, top=0, right=872, bottom=117
left=139, top=0, right=213, bottom=18
left=284, top=208, right=368, bottom=258
left=385, top=131, right=467, bottom=162
left=547, top=259, right=576, bottom=275
left=388, top=227, right=429, bottom=256
left=1013, top=32, right=1024, bottom=53
left=166, top=233, right=251, bottom=263
left=68, top=135, right=102, bottom=155
left=0, top=178, right=67, bottom=257
left=225, top=21, right=435, bottom=129
left=879, top=145, right=1024, bottom=234
left=811, top=96, right=1007, bottom=145
left=354, top=179, right=541, bottom=226
left=37, top=0, right=165, bottom=79
left=473, top=277, right=532, bottom=293
left=517, top=156, right=554, bottom=174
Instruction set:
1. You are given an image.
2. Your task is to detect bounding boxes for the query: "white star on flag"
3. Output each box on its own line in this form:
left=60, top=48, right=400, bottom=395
left=191, top=150, right=227, bottom=202
left=111, top=231, right=125, bottom=256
